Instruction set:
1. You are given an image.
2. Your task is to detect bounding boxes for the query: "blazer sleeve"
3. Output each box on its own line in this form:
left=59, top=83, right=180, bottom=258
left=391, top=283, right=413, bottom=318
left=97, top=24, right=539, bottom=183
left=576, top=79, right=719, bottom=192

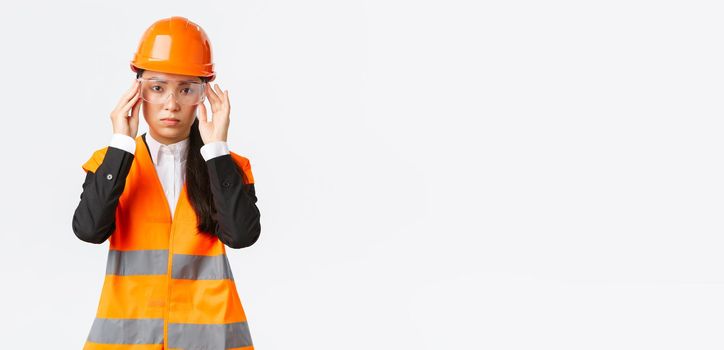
left=72, top=146, right=135, bottom=244
left=205, top=152, right=261, bottom=249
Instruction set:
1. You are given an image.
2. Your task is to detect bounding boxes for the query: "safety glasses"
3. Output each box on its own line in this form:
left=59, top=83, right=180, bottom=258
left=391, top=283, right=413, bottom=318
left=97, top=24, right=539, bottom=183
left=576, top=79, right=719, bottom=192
left=137, top=78, right=206, bottom=106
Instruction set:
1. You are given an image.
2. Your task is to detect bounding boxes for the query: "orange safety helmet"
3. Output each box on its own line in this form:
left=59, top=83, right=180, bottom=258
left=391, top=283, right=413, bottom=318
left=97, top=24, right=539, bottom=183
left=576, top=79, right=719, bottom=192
left=130, top=16, right=216, bottom=82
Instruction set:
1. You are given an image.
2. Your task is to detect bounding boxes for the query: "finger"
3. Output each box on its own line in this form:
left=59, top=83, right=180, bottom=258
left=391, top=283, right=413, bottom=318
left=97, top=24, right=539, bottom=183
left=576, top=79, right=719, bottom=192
left=123, top=80, right=140, bottom=100
left=214, top=84, right=224, bottom=100
left=224, top=90, right=230, bottom=109
left=217, top=90, right=229, bottom=114
left=205, top=83, right=220, bottom=106
left=204, top=84, right=217, bottom=110
left=113, top=91, right=137, bottom=117
left=120, top=91, right=141, bottom=117
left=130, top=97, right=141, bottom=120
left=130, top=105, right=140, bottom=132
left=205, top=83, right=218, bottom=101
left=116, top=81, right=140, bottom=110
left=197, top=100, right=209, bottom=123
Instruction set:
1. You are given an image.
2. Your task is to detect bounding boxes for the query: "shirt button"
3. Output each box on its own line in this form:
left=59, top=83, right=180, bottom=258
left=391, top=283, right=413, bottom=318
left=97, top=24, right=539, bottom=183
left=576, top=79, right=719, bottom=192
left=222, top=180, right=231, bottom=188
left=106, top=174, right=113, bottom=180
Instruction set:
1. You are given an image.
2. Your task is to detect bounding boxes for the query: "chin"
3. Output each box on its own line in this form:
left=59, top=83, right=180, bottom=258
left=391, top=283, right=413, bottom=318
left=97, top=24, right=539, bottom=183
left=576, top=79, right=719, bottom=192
left=156, top=127, right=181, bottom=135
left=154, top=124, right=192, bottom=138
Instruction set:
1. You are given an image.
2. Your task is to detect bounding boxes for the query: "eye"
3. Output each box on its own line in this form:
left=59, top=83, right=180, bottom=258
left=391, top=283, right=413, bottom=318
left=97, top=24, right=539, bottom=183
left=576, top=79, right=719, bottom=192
left=180, top=87, right=192, bottom=95
left=151, top=85, right=163, bottom=92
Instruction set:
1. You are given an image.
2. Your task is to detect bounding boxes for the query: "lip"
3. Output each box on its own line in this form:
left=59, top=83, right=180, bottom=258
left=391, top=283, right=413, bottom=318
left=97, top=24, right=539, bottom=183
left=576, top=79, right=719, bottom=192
left=161, top=118, right=180, bottom=126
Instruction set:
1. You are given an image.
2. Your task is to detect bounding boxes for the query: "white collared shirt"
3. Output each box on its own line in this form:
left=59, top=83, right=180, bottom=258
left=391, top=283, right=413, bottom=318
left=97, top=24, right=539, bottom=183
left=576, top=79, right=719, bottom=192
left=109, top=133, right=229, bottom=218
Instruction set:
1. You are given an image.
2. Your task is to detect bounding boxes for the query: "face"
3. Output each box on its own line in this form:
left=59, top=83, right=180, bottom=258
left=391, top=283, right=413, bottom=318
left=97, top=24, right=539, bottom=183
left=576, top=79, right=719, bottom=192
left=139, top=70, right=204, bottom=144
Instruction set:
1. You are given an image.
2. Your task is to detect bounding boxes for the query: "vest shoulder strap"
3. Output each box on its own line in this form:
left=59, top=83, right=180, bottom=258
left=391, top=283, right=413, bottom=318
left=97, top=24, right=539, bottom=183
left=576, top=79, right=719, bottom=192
left=81, top=146, right=109, bottom=173
left=81, top=145, right=255, bottom=185
left=229, top=151, right=255, bottom=185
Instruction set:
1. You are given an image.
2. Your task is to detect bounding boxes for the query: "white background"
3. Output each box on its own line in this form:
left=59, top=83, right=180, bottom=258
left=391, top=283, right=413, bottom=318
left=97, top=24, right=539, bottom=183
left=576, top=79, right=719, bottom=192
left=1, top=0, right=723, bottom=349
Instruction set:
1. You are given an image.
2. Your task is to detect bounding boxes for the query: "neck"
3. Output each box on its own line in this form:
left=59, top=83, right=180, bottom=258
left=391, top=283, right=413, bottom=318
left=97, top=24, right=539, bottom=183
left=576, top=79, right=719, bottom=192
left=149, top=129, right=190, bottom=145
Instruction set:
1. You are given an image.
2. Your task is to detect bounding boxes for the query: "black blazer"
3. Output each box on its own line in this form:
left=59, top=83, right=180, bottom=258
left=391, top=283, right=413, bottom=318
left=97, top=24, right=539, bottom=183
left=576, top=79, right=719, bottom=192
left=72, top=133, right=261, bottom=249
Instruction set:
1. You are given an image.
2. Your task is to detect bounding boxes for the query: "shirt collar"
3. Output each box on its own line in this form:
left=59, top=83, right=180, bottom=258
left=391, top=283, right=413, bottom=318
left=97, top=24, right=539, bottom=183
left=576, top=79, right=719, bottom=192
left=145, top=132, right=190, bottom=165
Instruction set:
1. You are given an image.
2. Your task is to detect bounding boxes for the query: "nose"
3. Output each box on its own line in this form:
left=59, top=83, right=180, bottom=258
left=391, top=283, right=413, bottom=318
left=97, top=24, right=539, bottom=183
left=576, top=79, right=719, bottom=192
left=162, top=92, right=180, bottom=111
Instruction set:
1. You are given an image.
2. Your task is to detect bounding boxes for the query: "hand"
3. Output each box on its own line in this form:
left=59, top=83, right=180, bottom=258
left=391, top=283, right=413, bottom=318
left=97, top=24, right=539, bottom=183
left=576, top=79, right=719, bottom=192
left=110, top=79, right=141, bottom=138
left=197, top=83, right=230, bottom=144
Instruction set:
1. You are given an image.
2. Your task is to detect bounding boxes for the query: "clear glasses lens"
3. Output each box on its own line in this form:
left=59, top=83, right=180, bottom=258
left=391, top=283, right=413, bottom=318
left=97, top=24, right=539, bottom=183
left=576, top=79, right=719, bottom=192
left=138, top=79, right=205, bottom=105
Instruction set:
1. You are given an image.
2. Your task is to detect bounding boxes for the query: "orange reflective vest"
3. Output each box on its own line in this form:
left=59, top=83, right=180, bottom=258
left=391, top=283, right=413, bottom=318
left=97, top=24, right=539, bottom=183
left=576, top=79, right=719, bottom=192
left=80, top=135, right=255, bottom=350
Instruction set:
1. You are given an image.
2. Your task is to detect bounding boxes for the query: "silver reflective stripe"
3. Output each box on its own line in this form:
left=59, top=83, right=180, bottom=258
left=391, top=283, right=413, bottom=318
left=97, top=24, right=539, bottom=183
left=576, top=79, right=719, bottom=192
left=168, top=322, right=253, bottom=349
left=106, top=249, right=169, bottom=276
left=87, top=317, right=164, bottom=344
left=172, top=253, right=235, bottom=280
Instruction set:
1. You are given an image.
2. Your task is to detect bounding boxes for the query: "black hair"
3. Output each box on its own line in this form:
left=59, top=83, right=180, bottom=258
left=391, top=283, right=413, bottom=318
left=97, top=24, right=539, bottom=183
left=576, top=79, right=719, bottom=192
left=135, top=68, right=219, bottom=237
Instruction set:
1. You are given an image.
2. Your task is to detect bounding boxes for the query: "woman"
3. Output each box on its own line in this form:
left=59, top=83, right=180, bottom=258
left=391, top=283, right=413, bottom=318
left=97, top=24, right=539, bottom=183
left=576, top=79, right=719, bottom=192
left=72, top=16, right=260, bottom=350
